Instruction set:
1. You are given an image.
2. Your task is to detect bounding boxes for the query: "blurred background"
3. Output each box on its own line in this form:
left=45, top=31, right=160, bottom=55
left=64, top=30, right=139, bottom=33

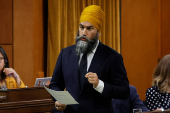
left=0, top=0, right=170, bottom=101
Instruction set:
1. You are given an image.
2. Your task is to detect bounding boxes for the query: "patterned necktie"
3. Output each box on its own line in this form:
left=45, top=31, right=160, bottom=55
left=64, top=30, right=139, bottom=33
left=79, top=54, right=87, bottom=89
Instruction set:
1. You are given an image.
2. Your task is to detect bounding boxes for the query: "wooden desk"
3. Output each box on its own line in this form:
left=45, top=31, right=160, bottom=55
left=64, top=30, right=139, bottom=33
left=148, top=109, right=170, bottom=113
left=0, top=87, right=55, bottom=113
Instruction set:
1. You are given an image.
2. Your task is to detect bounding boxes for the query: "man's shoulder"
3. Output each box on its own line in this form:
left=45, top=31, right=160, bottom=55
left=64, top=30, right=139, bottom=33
left=63, top=45, right=75, bottom=50
left=99, top=42, right=120, bottom=56
left=60, top=45, right=76, bottom=56
left=130, top=85, right=137, bottom=92
left=61, top=45, right=75, bottom=53
left=129, top=85, right=137, bottom=96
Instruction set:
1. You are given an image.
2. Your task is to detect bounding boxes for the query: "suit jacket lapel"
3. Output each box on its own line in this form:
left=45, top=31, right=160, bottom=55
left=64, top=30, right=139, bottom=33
left=70, top=45, right=81, bottom=91
left=88, top=42, right=107, bottom=73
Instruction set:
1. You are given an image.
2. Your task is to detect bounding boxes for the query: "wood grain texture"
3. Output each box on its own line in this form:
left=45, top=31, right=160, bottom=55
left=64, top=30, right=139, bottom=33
left=13, top=0, right=44, bottom=87
left=0, top=0, right=12, bottom=44
left=121, top=0, right=159, bottom=100
left=161, top=0, right=170, bottom=58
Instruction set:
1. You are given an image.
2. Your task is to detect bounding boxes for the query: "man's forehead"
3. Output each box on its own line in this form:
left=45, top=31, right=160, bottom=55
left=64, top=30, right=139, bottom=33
left=79, top=21, right=94, bottom=27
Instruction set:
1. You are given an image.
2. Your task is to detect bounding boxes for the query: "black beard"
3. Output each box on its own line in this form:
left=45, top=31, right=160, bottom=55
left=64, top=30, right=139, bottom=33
left=75, top=32, right=98, bottom=56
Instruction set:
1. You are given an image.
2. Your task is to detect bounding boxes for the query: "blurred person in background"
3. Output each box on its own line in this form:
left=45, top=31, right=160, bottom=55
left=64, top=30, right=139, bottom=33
left=113, top=85, right=148, bottom=113
left=146, top=54, right=170, bottom=111
left=0, top=46, right=25, bottom=89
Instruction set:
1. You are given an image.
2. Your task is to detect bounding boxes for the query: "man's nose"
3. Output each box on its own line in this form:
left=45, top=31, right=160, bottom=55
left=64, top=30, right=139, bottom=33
left=82, top=28, right=87, bottom=36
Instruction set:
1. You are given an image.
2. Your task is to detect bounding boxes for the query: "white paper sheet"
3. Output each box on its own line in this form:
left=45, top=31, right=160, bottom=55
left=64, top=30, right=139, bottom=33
left=44, top=86, right=79, bottom=105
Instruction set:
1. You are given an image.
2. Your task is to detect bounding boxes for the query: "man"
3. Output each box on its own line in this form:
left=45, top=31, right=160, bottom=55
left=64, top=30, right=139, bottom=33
left=113, top=85, right=149, bottom=113
left=49, top=5, right=129, bottom=113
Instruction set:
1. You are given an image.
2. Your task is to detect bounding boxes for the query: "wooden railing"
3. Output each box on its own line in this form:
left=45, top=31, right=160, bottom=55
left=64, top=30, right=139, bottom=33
left=0, top=87, right=54, bottom=113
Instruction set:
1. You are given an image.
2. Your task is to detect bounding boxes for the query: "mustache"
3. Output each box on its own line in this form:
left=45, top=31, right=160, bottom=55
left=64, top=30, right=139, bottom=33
left=76, top=35, right=91, bottom=42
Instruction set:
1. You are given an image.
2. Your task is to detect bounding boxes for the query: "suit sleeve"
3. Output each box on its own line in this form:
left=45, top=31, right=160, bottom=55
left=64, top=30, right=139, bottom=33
left=49, top=49, right=65, bottom=101
left=130, top=86, right=149, bottom=113
left=102, top=54, right=130, bottom=99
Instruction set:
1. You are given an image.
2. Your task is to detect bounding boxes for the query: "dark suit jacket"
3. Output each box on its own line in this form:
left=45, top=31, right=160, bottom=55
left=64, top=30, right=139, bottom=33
left=113, top=85, right=149, bottom=113
left=49, top=42, right=130, bottom=113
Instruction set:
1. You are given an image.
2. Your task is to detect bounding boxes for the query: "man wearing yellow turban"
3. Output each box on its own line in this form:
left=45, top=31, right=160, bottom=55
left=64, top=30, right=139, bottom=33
left=50, top=5, right=129, bottom=113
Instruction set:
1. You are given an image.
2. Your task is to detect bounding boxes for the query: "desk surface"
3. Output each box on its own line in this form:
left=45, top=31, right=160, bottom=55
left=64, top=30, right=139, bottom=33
left=149, top=109, right=170, bottom=113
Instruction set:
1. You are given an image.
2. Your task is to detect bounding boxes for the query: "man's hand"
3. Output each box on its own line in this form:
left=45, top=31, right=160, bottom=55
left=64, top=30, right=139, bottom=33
left=85, top=72, right=99, bottom=88
left=55, top=101, right=66, bottom=111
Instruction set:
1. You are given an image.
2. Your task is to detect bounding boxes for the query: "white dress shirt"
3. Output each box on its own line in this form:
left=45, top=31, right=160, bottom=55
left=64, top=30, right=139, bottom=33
left=78, top=40, right=104, bottom=93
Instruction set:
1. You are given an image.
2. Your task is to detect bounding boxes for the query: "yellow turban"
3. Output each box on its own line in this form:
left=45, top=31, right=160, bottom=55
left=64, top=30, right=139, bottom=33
left=80, top=5, right=105, bottom=32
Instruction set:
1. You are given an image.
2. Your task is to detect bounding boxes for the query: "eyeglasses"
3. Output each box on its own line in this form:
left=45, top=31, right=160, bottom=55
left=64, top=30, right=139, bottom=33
left=0, top=57, right=4, bottom=63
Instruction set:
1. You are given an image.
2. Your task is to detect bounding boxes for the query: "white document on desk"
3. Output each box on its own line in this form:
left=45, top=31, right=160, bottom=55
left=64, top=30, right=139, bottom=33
left=44, top=86, right=79, bottom=105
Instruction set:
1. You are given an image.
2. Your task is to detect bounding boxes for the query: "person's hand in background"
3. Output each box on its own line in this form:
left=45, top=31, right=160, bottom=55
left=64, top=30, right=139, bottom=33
left=3, top=68, right=21, bottom=86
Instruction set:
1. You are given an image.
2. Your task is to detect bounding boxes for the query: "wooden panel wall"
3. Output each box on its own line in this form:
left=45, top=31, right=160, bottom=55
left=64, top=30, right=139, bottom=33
left=0, top=0, right=12, bottom=44
left=13, top=0, right=44, bottom=87
left=0, top=0, right=46, bottom=87
left=0, top=0, right=45, bottom=87
left=0, top=0, right=13, bottom=67
left=161, top=0, right=170, bottom=58
left=121, top=0, right=159, bottom=100
left=13, top=0, right=34, bottom=87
